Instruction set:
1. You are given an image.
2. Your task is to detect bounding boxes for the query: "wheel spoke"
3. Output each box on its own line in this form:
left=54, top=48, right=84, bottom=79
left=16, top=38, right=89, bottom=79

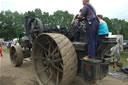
left=38, top=66, right=48, bottom=74
left=46, top=38, right=55, bottom=50
left=37, top=42, right=48, bottom=57
left=45, top=68, right=53, bottom=85
left=60, top=62, right=64, bottom=68
left=56, top=71, right=59, bottom=85
left=54, top=58, right=62, bottom=62
left=33, top=57, right=45, bottom=60
left=35, top=20, right=38, bottom=26
left=52, top=47, right=58, bottom=55
left=43, top=50, right=48, bottom=57
left=46, top=37, right=51, bottom=44
left=53, top=65, right=63, bottom=73
left=31, top=24, right=34, bottom=32
left=35, top=20, right=39, bottom=28
left=34, top=28, right=40, bottom=31
left=48, top=45, right=51, bottom=57
left=54, top=53, right=60, bottom=58
left=34, top=23, right=38, bottom=29
left=33, top=20, right=37, bottom=27
left=37, top=42, right=48, bottom=51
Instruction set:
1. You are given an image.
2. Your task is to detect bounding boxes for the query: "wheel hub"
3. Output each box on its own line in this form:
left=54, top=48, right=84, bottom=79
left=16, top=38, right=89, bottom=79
left=43, top=57, right=53, bottom=67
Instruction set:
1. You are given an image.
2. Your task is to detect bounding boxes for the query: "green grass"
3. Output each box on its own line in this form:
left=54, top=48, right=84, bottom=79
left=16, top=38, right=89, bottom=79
left=120, top=51, right=128, bottom=66
left=110, top=51, right=128, bottom=70
left=1, top=45, right=9, bottom=53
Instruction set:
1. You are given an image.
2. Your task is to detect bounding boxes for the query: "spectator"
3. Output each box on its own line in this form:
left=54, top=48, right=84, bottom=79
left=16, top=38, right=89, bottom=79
left=97, top=15, right=109, bottom=38
left=7, top=41, right=12, bottom=48
left=0, top=47, right=2, bottom=57
left=0, top=42, right=2, bottom=48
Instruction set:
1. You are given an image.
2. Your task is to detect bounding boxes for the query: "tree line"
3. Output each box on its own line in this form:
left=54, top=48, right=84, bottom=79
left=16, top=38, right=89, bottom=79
left=0, top=8, right=128, bottom=40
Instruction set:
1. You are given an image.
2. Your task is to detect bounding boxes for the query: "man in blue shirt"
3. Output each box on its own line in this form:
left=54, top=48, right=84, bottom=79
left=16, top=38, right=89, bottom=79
left=79, top=0, right=99, bottom=60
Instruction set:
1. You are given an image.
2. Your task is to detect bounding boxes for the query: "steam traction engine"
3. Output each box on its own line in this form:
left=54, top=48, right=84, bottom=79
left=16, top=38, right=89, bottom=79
left=10, top=16, right=117, bottom=85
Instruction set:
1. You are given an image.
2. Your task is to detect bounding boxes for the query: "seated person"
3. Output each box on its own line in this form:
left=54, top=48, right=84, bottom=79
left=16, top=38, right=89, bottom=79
left=97, top=15, right=109, bottom=38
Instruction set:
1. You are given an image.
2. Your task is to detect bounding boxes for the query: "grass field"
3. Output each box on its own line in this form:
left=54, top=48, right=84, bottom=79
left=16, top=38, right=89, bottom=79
left=120, top=51, right=128, bottom=66
left=110, top=51, right=128, bottom=69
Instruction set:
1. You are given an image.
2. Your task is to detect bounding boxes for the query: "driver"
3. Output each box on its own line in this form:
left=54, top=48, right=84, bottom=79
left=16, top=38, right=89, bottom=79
left=78, top=0, right=99, bottom=60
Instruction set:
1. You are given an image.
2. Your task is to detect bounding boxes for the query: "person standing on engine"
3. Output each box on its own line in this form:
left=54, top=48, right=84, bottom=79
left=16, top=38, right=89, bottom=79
left=79, top=0, right=99, bottom=60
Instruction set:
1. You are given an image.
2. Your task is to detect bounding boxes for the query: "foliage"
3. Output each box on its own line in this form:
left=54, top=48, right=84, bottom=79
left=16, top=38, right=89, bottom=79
left=0, top=9, right=128, bottom=40
left=103, top=17, right=128, bottom=39
left=0, top=10, right=24, bottom=40
left=110, top=51, right=128, bottom=70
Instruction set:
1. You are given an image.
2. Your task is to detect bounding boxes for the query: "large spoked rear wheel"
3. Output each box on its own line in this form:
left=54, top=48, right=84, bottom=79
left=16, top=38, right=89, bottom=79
left=32, top=33, right=77, bottom=85
left=10, top=45, right=23, bottom=67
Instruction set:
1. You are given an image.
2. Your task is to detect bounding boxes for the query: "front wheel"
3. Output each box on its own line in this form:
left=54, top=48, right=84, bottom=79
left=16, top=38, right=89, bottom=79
left=32, top=33, right=78, bottom=85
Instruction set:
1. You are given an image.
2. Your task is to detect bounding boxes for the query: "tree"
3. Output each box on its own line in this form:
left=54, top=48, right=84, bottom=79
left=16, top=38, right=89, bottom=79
left=103, top=17, right=112, bottom=32
left=120, top=21, right=128, bottom=39
left=51, top=10, right=73, bottom=29
left=0, top=10, right=24, bottom=40
left=0, top=9, right=128, bottom=40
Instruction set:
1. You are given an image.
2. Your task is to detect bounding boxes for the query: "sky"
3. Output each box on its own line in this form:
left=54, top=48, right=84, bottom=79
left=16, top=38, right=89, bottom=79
left=0, top=0, right=128, bottom=21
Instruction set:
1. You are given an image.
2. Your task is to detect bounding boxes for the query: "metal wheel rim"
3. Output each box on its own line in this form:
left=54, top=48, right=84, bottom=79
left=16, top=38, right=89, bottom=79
left=32, top=35, right=63, bottom=85
left=10, top=47, right=18, bottom=66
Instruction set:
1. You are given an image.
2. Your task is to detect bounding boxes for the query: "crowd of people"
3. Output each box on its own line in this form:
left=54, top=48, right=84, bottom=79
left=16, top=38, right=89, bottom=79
left=0, top=40, right=12, bottom=58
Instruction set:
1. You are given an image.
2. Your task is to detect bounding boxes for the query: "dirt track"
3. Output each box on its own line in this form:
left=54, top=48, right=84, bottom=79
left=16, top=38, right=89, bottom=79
left=0, top=51, right=128, bottom=85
